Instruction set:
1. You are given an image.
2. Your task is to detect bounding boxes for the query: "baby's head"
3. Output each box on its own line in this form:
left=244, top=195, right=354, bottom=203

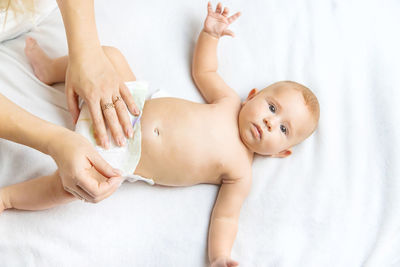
left=238, top=81, right=320, bottom=157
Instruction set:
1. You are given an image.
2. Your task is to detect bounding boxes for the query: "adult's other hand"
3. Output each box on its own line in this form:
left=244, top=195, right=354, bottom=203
left=48, top=128, right=124, bottom=203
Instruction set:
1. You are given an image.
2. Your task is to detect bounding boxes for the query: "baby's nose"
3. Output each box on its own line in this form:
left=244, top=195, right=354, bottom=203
left=263, top=118, right=272, bottom=131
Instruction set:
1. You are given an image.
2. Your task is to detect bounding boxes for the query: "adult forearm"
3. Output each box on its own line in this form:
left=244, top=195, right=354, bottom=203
left=192, top=30, right=219, bottom=75
left=208, top=216, right=239, bottom=263
left=0, top=94, right=66, bottom=156
left=56, top=0, right=101, bottom=58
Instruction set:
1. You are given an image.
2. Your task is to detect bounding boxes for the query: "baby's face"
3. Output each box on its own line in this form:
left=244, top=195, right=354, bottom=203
left=238, top=84, right=315, bottom=157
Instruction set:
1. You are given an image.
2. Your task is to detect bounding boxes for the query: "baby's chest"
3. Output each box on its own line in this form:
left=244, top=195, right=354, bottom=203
left=155, top=123, right=240, bottom=170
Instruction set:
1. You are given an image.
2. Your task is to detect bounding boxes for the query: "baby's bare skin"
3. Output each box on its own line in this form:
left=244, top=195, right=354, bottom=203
left=136, top=97, right=252, bottom=186
left=0, top=3, right=319, bottom=267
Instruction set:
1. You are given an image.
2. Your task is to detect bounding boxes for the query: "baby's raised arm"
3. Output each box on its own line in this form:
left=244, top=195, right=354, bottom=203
left=208, top=176, right=251, bottom=266
left=192, top=2, right=241, bottom=104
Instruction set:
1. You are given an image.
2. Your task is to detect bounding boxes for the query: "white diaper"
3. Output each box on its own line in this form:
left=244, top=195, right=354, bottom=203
left=74, top=81, right=154, bottom=185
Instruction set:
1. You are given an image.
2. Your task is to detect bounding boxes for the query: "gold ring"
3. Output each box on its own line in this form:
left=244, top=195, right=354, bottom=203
left=102, top=102, right=115, bottom=111
left=113, top=96, right=122, bottom=104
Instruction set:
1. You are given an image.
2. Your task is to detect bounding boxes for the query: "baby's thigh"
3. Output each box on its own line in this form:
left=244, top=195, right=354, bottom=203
left=102, top=46, right=136, bottom=82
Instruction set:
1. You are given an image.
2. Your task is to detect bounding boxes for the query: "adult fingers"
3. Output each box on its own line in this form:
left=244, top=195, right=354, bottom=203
left=87, top=99, right=109, bottom=148
left=228, top=12, right=241, bottom=24
left=119, top=82, right=139, bottom=116
left=75, top=166, right=122, bottom=202
left=64, top=184, right=95, bottom=202
left=66, top=87, right=80, bottom=124
left=94, top=177, right=123, bottom=202
left=101, top=97, right=126, bottom=147
left=64, top=187, right=82, bottom=199
left=113, top=94, right=134, bottom=139
left=92, top=176, right=124, bottom=203
left=88, top=151, right=122, bottom=178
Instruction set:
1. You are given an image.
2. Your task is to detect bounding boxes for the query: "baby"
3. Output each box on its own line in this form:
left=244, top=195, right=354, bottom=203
left=0, top=3, right=319, bottom=267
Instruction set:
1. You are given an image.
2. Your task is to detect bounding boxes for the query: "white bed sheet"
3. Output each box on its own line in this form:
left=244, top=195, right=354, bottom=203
left=0, top=0, right=399, bottom=266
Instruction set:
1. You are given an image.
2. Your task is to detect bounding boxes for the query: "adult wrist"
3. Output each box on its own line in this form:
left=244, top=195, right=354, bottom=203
left=68, top=43, right=103, bottom=61
left=45, top=126, right=72, bottom=159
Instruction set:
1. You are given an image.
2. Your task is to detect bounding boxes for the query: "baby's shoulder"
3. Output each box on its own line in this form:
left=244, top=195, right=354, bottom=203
left=223, top=156, right=252, bottom=181
left=219, top=131, right=253, bottom=177
left=213, top=95, right=242, bottom=110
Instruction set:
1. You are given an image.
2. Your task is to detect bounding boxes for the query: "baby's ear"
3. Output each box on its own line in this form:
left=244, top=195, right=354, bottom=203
left=246, top=88, right=258, bottom=101
left=270, top=149, right=292, bottom=158
left=242, top=88, right=258, bottom=106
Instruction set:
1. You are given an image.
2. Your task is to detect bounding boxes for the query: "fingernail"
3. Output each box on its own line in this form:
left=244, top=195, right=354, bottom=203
left=113, top=169, right=122, bottom=176
left=110, top=177, right=123, bottom=188
left=72, top=115, right=78, bottom=125
left=103, top=140, right=109, bottom=149
left=119, top=137, right=126, bottom=146
left=127, top=128, right=133, bottom=139
left=134, top=107, right=140, bottom=115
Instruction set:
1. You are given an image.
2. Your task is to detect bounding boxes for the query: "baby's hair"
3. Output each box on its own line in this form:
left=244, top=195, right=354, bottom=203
left=272, top=80, right=320, bottom=135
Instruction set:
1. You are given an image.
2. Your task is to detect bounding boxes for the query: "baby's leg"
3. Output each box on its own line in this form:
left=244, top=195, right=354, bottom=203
left=101, top=46, right=136, bottom=82
left=25, top=37, right=68, bottom=85
left=0, top=171, right=77, bottom=213
left=25, top=38, right=136, bottom=85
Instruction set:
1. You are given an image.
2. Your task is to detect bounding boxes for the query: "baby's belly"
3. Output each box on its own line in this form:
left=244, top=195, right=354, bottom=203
left=133, top=98, right=225, bottom=186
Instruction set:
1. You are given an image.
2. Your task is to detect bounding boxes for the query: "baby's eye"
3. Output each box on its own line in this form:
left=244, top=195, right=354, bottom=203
left=269, top=104, right=276, bottom=113
left=280, top=125, right=287, bottom=134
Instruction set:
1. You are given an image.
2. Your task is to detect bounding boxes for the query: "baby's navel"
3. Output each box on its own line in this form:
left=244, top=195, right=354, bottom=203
left=153, top=128, right=160, bottom=136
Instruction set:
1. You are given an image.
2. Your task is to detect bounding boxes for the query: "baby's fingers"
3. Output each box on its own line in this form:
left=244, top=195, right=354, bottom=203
left=215, top=2, right=223, bottom=14
left=228, top=259, right=239, bottom=267
left=223, top=29, right=235, bottom=38
left=228, top=12, right=241, bottom=24
left=207, top=1, right=213, bottom=14
left=222, top=7, right=229, bottom=17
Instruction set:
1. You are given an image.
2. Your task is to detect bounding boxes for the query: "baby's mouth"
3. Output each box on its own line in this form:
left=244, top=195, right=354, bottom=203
left=251, top=123, right=263, bottom=139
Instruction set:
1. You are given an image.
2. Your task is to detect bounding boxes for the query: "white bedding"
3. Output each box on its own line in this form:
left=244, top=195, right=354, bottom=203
left=0, top=0, right=399, bottom=266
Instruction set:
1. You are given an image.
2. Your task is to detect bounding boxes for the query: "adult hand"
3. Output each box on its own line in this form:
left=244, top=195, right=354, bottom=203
left=65, top=48, right=139, bottom=149
left=48, top=128, right=124, bottom=203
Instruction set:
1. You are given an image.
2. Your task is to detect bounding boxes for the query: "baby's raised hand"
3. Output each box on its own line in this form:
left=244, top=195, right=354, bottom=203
left=210, top=257, right=239, bottom=267
left=204, top=2, right=241, bottom=38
